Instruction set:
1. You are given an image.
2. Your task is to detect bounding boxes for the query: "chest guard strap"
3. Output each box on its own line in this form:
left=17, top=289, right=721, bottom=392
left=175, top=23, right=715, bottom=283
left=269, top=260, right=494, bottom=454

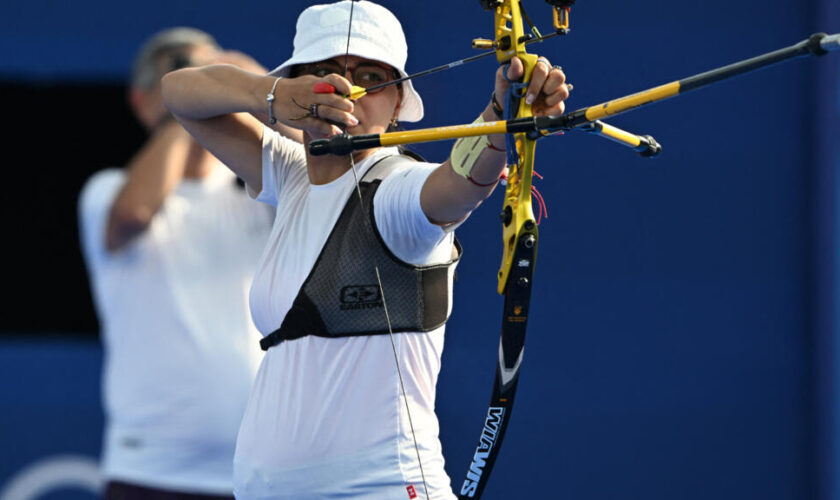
left=260, top=156, right=461, bottom=351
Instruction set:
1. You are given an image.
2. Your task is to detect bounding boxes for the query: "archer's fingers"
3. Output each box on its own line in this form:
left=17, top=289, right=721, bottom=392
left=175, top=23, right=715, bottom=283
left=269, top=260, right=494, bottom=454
left=540, top=70, right=570, bottom=109
left=496, top=57, right=524, bottom=94
left=492, top=57, right=524, bottom=115
left=533, top=100, right=566, bottom=117
left=312, top=103, right=358, bottom=129
left=505, top=57, right=525, bottom=81
left=308, top=87, right=356, bottom=128
left=313, top=91, right=355, bottom=114
left=533, top=84, right=568, bottom=116
left=304, top=118, right=344, bottom=140
left=321, top=73, right=354, bottom=99
left=524, top=57, right=552, bottom=105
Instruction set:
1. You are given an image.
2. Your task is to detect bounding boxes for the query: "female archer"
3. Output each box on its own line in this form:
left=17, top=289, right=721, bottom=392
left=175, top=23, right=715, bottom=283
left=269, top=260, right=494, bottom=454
left=161, top=1, right=568, bottom=498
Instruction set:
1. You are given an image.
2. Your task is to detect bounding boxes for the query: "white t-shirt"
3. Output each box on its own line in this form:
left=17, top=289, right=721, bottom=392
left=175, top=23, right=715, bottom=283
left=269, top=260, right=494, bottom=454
left=233, top=129, right=458, bottom=500
left=79, top=163, right=273, bottom=495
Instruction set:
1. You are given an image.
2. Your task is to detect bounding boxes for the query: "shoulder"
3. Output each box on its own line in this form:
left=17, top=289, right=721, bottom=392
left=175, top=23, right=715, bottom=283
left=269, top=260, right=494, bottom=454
left=78, top=168, right=125, bottom=261
left=372, top=156, right=450, bottom=265
left=376, top=157, right=438, bottom=194
left=78, top=168, right=125, bottom=217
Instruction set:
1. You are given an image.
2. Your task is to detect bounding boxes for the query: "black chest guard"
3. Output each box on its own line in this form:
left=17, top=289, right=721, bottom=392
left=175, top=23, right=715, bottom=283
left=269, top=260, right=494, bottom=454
left=260, top=155, right=462, bottom=351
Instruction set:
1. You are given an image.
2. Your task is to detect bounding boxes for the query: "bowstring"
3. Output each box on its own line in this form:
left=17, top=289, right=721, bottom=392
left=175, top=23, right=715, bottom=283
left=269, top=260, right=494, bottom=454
left=341, top=2, right=431, bottom=498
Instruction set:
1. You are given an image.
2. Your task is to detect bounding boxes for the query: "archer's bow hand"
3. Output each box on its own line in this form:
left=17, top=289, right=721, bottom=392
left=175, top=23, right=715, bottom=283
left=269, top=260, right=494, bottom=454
left=494, top=56, right=570, bottom=117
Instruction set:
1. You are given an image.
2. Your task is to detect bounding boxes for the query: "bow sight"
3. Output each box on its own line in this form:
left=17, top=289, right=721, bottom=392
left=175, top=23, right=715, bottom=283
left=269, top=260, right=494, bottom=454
left=476, top=0, right=574, bottom=49
left=482, top=0, right=576, bottom=33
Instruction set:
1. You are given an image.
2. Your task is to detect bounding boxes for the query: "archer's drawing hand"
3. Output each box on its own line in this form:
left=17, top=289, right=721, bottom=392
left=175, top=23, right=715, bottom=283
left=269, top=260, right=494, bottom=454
left=272, top=74, right=359, bottom=140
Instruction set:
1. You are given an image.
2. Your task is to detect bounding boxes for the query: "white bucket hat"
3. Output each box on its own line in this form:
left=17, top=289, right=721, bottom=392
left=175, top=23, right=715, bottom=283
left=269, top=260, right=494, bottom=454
left=270, top=0, right=424, bottom=122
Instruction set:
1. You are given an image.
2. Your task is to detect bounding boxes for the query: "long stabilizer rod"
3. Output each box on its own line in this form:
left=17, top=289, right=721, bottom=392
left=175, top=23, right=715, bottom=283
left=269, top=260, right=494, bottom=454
left=309, top=32, right=839, bottom=156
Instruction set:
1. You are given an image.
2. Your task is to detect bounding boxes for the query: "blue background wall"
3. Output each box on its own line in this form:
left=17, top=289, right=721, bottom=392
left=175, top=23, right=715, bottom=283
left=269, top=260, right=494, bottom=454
left=0, top=0, right=837, bottom=499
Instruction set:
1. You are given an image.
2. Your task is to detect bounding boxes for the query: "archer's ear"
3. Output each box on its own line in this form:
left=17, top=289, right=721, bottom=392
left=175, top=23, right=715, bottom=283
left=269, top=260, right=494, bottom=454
left=128, top=88, right=144, bottom=117
left=128, top=88, right=153, bottom=130
left=128, top=88, right=161, bottom=131
left=392, top=87, right=404, bottom=122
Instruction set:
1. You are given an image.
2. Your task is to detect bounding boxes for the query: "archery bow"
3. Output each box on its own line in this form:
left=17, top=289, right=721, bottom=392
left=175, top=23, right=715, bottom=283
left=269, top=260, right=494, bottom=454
left=308, top=1, right=840, bottom=498
left=457, top=2, right=573, bottom=498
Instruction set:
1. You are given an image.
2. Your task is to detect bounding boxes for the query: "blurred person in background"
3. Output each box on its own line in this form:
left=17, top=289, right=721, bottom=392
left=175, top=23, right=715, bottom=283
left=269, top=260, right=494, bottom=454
left=78, top=27, right=294, bottom=500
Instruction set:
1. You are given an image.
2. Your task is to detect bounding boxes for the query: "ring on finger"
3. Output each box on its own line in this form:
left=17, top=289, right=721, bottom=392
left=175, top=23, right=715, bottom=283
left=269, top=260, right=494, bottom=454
left=289, top=97, right=312, bottom=121
left=309, top=103, right=320, bottom=119
left=536, top=57, right=551, bottom=70
left=552, top=64, right=563, bottom=71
